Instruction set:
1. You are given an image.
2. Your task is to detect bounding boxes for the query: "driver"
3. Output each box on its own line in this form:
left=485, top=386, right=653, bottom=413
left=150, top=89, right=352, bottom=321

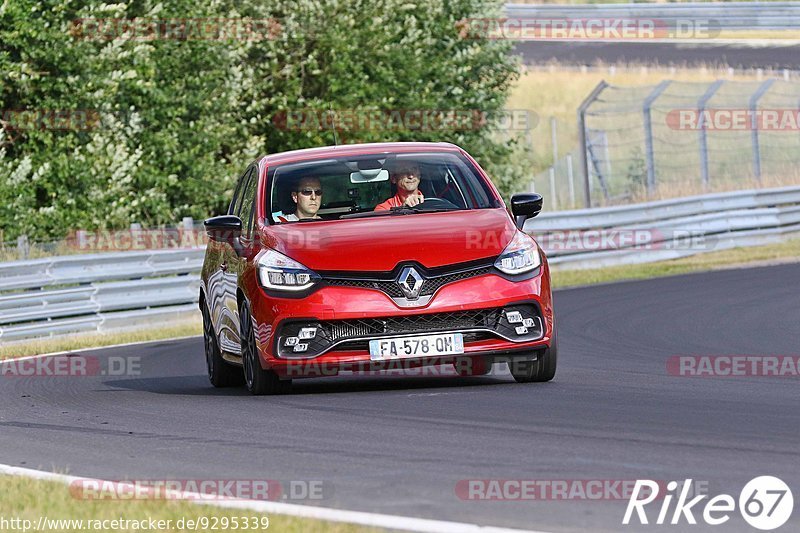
left=374, top=161, right=424, bottom=211
left=275, top=176, right=323, bottom=222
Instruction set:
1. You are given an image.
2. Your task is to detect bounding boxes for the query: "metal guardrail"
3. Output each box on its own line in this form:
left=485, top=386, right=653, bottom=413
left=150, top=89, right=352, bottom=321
left=526, top=186, right=800, bottom=269
left=0, top=249, right=203, bottom=342
left=504, top=3, right=800, bottom=31
left=2, top=186, right=799, bottom=342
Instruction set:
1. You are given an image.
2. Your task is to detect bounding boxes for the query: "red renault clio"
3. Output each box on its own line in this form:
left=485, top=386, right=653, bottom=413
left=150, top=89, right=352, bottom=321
left=200, top=142, right=556, bottom=394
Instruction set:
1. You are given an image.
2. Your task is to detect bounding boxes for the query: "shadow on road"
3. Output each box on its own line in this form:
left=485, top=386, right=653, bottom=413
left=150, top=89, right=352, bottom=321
left=103, top=370, right=517, bottom=396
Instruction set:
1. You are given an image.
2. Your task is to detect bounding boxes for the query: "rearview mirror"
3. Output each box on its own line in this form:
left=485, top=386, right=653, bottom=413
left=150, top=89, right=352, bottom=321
left=350, top=168, right=389, bottom=183
left=510, top=193, right=543, bottom=230
left=204, top=215, right=242, bottom=243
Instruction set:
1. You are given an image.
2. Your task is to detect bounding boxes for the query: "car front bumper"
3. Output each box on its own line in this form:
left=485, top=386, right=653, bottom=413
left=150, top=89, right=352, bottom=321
left=246, top=265, right=554, bottom=379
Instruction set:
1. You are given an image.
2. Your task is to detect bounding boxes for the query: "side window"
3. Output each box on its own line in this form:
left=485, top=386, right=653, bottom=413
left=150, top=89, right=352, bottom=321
left=229, top=167, right=254, bottom=215
left=239, top=166, right=259, bottom=238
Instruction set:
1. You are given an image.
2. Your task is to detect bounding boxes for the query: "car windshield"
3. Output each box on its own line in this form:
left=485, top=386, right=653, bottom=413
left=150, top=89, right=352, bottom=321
left=267, top=151, right=502, bottom=223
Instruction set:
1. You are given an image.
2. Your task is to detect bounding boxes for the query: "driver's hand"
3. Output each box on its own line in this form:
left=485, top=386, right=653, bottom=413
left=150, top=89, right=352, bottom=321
left=403, top=192, right=424, bottom=207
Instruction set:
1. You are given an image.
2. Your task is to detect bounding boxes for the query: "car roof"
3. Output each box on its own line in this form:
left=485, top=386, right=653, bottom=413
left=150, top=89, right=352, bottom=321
left=258, top=142, right=463, bottom=167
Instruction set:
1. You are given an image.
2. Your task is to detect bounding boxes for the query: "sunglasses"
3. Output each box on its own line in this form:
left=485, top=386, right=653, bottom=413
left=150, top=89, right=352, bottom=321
left=297, top=188, right=323, bottom=196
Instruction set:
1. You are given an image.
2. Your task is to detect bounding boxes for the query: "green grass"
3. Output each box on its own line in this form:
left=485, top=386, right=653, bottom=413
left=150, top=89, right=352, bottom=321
left=551, top=237, right=800, bottom=288
left=0, top=320, right=202, bottom=360
left=0, top=474, right=379, bottom=533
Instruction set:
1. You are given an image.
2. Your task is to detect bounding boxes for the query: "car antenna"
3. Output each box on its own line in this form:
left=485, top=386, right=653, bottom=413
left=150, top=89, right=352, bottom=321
left=328, top=103, right=339, bottom=147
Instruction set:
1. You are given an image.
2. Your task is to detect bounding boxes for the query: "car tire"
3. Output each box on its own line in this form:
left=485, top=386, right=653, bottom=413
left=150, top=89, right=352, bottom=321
left=453, top=356, right=493, bottom=376
left=508, top=326, right=558, bottom=383
left=239, top=299, right=291, bottom=396
left=202, top=303, right=244, bottom=388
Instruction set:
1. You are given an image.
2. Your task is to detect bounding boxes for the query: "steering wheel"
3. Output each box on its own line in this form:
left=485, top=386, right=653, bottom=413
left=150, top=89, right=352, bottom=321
left=416, top=197, right=458, bottom=209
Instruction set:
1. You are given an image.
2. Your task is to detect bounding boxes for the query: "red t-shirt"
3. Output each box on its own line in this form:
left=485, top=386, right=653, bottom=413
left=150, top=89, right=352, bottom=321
left=374, top=191, right=424, bottom=211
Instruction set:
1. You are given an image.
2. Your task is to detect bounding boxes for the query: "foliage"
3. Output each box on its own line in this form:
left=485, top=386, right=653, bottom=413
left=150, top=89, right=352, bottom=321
left=0, top=0, right=520, bottom=240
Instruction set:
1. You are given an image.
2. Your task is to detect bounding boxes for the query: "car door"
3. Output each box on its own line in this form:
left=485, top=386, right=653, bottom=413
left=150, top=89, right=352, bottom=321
left=213, top=165, right=255, bottom=355
left=220, top=164, right=258, bottom=353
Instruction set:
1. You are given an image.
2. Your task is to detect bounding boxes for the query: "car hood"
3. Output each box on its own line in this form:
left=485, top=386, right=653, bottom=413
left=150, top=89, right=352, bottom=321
left=264, top=208, right=517, bottom=271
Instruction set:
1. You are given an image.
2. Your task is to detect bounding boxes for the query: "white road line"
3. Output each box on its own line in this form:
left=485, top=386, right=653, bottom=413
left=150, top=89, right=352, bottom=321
left=0, top=464, right=551, bottom=533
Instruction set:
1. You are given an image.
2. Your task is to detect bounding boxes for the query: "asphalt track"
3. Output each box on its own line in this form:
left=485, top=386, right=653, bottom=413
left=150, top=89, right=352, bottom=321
left=515, top=42, right=800, bottom=69
left=2, top=263, right=799, bottom=532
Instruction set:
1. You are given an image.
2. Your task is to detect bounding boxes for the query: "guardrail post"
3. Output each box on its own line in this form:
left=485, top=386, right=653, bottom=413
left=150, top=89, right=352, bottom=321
left=577, top=80, right=609, bottom=208
left=548, top=167, right=557, bottom=210
left=566, top=154, right=575, bottom=208
left=182, top=217, right=194, bottom=231
left=749, top=79, right=776, bottom=182
left=697, top=80, right=724, bottom=188
left=643, top=81, right=671, bottom=196
left=17, top=235, right=29, bottom=260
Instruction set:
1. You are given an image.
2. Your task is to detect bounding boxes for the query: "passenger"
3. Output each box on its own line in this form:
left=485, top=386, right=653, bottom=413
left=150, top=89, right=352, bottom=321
left=275, top=177, right=323, bottom=222
left=374, top=161, right=424, bottom=211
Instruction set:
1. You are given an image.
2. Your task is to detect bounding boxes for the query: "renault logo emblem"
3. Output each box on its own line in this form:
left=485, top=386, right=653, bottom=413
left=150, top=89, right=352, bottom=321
left=397, top=266, right=424, bottom=299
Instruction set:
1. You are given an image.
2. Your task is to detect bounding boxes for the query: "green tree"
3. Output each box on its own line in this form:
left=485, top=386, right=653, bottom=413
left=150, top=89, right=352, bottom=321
left=0, top=0, right=521, bottom=241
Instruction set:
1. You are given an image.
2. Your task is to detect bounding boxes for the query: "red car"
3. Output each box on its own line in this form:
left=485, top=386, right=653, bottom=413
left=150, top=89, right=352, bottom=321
left=200, top=142, right=556, bottom=394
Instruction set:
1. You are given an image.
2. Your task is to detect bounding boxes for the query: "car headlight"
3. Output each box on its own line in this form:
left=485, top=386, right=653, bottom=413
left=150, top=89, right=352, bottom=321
left=257, top=249, right=320, bottom=291
left=494, top=231, right=542, bottom=275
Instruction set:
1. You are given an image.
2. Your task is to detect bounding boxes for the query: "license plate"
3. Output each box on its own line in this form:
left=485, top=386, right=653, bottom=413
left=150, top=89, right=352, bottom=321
left=369, top=333, right=464, bottom=361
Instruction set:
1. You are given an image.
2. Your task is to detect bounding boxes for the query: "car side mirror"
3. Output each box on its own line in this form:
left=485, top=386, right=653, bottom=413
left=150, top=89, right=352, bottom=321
left=204, top=215, right=242, bottom=244
left=510, top=193, right=543, bottom=230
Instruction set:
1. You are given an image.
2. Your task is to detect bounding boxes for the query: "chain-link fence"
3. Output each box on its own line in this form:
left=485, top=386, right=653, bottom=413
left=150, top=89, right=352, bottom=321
left=530, top=79, right=800, bottom=210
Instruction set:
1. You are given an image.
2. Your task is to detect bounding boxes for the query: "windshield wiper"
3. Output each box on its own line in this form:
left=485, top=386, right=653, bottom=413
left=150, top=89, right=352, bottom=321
left=339, top=210, right=398, bottom=220
left=339, top=206, right=459, bottom=220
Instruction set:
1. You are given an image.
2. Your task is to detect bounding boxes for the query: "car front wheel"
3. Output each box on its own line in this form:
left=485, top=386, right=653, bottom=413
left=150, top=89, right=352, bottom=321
left=508, top=326, right=558, bottom=383
left=239, top=299, right=291, bottom=395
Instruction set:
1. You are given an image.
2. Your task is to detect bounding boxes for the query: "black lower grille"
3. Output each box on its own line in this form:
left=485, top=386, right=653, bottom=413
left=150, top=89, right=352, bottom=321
left=336, top=331, right=494, bottom=352
left=328, top=308, right=502, bottom=340
left=276, top=304, right=543, bottom=357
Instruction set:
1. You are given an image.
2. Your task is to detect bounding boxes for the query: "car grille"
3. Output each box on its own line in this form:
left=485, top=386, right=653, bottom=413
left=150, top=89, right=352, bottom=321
left=321, top=265, right=493, bottom=299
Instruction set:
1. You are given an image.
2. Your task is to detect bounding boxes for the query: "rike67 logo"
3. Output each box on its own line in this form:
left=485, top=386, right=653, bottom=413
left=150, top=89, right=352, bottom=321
left=624, top=477, right=794, bottom=530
